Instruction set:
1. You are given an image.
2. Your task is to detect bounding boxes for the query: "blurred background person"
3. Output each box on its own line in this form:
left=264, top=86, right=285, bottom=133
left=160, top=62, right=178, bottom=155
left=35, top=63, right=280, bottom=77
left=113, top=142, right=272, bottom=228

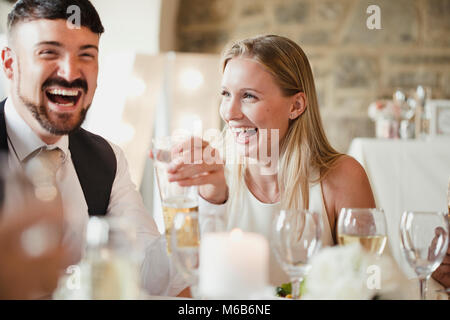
left=0, top=194, right=68, bottom=299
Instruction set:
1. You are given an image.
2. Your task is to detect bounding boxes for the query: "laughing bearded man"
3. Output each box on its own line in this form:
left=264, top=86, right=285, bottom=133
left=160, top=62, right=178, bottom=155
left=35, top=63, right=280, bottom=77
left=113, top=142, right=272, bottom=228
left=0, top=0, right=188, bottom=299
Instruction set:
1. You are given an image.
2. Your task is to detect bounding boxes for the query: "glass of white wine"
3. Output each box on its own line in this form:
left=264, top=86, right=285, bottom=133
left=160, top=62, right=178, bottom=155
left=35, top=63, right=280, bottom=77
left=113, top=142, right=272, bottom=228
left=271, top=210, right=322, bottom=300
left=171, top=211, right=200, bottom=298
left=400, top=211, right=449, bottom=300
left=152, top=136, right=198, bottom=254
left=337, top=208, right=388, bottom=256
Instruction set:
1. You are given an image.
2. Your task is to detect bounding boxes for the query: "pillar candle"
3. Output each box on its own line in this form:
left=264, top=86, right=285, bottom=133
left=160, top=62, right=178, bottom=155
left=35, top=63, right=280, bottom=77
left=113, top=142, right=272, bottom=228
left=199, top=229, right=269, bottom=299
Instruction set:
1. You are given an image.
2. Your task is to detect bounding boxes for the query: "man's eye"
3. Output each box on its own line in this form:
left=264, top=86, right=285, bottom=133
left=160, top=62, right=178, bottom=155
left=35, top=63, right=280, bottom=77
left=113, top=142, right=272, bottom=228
left=39, top=50, right=57, bottom=56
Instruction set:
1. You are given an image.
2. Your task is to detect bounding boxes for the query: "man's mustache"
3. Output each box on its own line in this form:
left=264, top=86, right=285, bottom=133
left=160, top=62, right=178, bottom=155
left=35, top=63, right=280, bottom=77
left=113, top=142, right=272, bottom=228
left=42, top=78, right=88, bottom=93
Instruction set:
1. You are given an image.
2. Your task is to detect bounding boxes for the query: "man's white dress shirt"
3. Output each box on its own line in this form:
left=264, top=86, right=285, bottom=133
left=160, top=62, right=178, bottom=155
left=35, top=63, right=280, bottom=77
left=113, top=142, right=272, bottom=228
left=3, top=98, right=186, bottom=297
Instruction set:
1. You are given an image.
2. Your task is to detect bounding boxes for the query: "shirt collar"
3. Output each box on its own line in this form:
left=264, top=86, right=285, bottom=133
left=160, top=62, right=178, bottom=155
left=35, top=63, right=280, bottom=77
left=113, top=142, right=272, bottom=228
left=4, top=98, right=69, bottom=163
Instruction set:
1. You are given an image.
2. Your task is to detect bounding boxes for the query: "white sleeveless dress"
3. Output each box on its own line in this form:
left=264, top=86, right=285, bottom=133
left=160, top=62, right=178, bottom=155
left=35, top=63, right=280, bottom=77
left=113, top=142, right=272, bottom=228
left=199, top=172, right=335, bottom=287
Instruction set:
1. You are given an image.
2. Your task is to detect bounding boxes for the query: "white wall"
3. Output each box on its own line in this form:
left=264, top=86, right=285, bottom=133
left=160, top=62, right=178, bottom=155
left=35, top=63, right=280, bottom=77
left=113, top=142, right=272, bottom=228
left=91, top=0, right=162, bottom=55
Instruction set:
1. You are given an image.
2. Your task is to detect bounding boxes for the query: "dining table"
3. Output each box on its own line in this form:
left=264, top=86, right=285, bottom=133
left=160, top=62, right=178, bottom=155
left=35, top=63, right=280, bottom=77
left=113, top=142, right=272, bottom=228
left=348, top=137, right=450, bottom=281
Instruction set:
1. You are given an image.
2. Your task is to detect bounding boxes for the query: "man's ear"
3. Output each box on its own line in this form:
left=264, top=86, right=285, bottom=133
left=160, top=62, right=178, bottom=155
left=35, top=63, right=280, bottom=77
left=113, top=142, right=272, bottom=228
left=288, top=91, right=307, bottom=120
left=1, top=47, right=15, bottom=80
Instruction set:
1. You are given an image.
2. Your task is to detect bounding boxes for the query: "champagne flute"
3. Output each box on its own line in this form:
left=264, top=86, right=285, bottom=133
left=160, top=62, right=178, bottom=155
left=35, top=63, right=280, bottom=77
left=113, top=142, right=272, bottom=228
left=400, top=211, right=449, bottom=300
left=337, top=208, right=388, bottom=256
left=271, top=210, right=322, bottom=299
left=171, top=211, right=200, bottom=298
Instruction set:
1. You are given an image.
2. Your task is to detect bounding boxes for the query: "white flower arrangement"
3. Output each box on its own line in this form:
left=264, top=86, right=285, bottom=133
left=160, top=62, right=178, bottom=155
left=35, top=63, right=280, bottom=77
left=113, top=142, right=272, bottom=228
left=368, top=100, right=402, bottom=122
left=301, top=243, right=410, bottom=300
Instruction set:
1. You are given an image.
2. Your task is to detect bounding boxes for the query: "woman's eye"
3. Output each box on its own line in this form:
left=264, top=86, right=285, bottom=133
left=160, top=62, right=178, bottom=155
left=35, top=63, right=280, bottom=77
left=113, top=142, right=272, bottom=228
left=80, top=53, right=95, bottom=60
left=243, top=92, right=257, bottom=100
left=221, top=90, right=230, bottom=97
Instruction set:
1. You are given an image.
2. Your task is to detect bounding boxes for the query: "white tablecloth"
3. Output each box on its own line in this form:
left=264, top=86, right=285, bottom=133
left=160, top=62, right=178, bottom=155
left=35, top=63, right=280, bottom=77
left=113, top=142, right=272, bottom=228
left=348, top=137, right=450, bottom=280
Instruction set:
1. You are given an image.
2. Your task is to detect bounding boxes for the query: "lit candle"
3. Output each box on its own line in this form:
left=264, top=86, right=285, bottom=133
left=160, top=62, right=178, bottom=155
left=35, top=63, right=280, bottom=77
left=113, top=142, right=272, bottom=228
left=199, top=229, right=269, bottom=299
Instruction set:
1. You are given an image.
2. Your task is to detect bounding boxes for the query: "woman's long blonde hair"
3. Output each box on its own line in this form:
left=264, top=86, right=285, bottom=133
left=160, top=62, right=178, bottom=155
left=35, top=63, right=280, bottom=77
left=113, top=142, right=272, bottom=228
left=221, top=34, right=342, bottom=211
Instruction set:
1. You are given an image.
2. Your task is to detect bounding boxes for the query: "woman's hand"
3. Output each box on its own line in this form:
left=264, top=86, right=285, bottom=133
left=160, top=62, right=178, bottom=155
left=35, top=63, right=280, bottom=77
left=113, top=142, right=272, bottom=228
left=431, top=228, right=450, bottom=289
left=151, top=136, right=228, bottom=204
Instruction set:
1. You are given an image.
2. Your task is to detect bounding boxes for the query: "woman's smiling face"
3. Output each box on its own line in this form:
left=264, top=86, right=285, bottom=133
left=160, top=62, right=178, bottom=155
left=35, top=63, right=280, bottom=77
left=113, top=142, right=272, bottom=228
left=220, top=57, right=294, bottom=159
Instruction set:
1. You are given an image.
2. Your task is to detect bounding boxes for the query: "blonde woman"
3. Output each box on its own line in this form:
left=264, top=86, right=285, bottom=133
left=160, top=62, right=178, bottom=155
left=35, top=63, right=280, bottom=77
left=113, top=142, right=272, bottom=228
left=166, top=35, right=375, bottom=286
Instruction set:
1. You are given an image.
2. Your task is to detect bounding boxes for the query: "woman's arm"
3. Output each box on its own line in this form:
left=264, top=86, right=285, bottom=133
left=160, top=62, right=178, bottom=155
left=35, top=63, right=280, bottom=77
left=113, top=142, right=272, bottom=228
left=321, top=155, right=376, bottom=242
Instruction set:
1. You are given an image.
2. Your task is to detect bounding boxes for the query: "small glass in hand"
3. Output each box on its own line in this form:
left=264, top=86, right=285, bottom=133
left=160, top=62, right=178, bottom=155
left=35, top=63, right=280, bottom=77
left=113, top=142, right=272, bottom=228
left=171, top=210, right=201, bottom=298
left=152, top=136, right=198, bottom=254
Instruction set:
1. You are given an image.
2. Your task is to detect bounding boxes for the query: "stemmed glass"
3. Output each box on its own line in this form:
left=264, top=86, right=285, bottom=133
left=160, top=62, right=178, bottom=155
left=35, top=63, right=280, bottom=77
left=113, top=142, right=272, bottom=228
left=442, top=179, right=450, bottom=294
left=271, top=210, right=322, bottom=300
left=171, top=210, right=201, bottom=298
left=400, top=211, right=449, bottom=300
left=447, top=177, right=450, bottom=222
left=337, top=208, right=388, bottom=256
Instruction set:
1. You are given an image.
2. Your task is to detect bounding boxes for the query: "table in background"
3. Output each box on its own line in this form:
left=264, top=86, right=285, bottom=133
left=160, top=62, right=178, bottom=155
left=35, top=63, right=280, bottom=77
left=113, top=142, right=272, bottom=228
left=348, top=137, right=450, bottom=278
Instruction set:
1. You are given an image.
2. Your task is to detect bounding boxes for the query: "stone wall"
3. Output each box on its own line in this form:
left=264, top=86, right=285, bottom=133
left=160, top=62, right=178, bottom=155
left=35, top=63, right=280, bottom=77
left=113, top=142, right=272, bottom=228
left=175, top=0, right=450, bottom=152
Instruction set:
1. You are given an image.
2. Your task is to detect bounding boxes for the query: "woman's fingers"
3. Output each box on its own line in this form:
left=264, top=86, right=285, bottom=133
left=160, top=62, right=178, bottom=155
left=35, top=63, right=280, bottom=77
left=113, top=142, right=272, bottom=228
left=175, top=170, right=224, bottom=187
left=171, top=137, right=213, bottom=165
left=168, top=162, right=223, bottom=182
left=168, top=138, right=223, bottom=174
left=173, top=136, right=209, bottom=154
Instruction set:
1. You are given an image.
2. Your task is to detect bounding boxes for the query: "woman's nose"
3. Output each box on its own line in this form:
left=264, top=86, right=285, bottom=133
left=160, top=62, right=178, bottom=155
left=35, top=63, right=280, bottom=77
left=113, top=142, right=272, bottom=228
left=221, top=98, right=244, bottom=122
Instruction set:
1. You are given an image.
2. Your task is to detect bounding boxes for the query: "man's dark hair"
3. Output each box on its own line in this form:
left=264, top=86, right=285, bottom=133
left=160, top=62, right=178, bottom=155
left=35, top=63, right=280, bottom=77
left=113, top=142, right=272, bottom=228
left=7, top=0, right=104, bottom=35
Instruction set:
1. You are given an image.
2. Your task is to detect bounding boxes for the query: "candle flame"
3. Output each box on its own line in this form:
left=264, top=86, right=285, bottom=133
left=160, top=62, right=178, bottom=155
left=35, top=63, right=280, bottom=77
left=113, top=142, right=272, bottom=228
left=230, top=228, right=243, bottom=242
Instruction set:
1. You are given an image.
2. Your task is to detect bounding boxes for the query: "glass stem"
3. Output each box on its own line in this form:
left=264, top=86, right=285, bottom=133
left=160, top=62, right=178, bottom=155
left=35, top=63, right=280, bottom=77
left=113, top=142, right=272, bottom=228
left=419, top=277, right=428, bottom=300
left=291, top=278, right=302, bottom=300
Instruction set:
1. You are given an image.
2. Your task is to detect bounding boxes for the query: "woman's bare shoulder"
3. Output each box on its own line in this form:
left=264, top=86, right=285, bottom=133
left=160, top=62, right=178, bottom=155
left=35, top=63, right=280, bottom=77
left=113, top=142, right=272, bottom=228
left=323, top=155, right=368, bottom=189
left=322, top=155, right=375, bottom=211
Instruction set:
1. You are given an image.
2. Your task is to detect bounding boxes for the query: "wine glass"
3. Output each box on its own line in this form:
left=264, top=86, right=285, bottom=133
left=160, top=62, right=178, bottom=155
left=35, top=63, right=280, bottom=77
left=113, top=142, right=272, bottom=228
left=171, top=210, right=201, bottom=298
left=271, top=210, right=322, bottom=300
left=79, top=216, right=142, bottom=300
left=337, top=208, right=388, bottom=256
left=447, top=177, right=450, bottom=221
left=400, top=211, right=449, bottom=300
left=444, top=179, right=450, bottom=294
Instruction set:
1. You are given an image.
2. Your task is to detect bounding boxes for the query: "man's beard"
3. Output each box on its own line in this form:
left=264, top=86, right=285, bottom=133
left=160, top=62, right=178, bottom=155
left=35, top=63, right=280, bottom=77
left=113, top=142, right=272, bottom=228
left=16, top=63, right=90, bottom=136
left=18, top=92, right=89, bottom=136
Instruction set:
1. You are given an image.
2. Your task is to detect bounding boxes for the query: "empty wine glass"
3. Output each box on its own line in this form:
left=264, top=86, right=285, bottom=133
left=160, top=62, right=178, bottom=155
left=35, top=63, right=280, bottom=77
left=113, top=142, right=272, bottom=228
left=400, top=211, right=449, bottom=300
left=271, top=210, right=322, bottom=300
left=337, top=208, right=388, bottom=256
left=447, top=177, right=450, bottom=221
left=171, top=210, right=200, bottom=298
